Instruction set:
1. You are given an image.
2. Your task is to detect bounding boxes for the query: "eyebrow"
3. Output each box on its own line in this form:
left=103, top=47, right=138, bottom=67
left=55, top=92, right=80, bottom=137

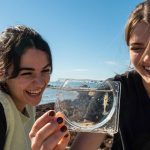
left=19, top=63, right=51, bottom=71
left=129, top=43, right=144, bottom=46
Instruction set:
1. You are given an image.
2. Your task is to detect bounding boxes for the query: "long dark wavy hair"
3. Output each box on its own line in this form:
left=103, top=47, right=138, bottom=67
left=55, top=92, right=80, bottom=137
left=0, top=25, right=53, bottom=93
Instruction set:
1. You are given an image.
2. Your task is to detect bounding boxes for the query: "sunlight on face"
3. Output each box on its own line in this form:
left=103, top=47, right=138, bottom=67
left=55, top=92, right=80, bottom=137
left=129, top=22, right=150, bottom=87
left=6, top=48, right=51, bottom=112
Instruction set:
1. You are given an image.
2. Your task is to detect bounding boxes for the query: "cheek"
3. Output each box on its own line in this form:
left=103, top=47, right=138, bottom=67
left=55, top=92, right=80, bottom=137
left=6, top=80, right=23, bottom=96
left=130, top=51, right=141, bottom=66
left=42, top=73, right=51, bottom=83
left=44, top=75, right=50, bottom=86
left=8, top=74, right=50, bottom=90
left=7, top=78, right=28, bottom=92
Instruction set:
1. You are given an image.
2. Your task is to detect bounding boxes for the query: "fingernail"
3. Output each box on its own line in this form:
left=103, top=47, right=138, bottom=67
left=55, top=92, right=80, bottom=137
left=48, top=110, right=55, bottom=116
left=57, top=117, right=63, bottom=124
left=64, top=133, right=69, bottom=138
left=60, top=125, right=67, bottom=132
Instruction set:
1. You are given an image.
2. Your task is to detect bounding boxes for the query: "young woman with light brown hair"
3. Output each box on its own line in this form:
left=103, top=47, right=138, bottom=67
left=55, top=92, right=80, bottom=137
left=71, top=1, right=150, bottom=149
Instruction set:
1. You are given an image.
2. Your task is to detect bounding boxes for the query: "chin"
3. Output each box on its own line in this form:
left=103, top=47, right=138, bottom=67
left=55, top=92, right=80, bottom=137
left=145, top=79, right=150, bottom=85
left=29, top=102, right=40, bottom=106
left=142, top=76, right=150, bottom=85
left=30, top=98, right=42, bottom=106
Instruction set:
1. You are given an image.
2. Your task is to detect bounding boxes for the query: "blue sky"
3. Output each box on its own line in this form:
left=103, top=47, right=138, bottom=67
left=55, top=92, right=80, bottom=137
left=0, top=0, right=143, bottom=81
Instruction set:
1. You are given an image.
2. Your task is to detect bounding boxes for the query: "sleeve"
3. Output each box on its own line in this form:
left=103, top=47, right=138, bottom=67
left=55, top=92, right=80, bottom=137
left=0, top=102, right=7, bottom=149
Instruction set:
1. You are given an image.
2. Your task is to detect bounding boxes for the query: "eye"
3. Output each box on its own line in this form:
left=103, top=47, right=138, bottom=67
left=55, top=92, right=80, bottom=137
left=20, top=72, right=32, bottom=76
left=42, top=69, right=50, bottom=73
left=130, top=47, right=144, bottom=52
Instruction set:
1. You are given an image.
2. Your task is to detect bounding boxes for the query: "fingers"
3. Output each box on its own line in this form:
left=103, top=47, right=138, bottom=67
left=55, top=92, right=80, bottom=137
left=30, top=110, right=70, bottom=150
left=34, top=116, right=65, bottom=147
left=40, top=126, right=69, bottom=150
left=54, top=133, right=70, bottom=150
left=55, top=111, right=65, bottom=118
left=29, top=110, right=56, bottom=138
left=31, top=121, right=59, bottom=148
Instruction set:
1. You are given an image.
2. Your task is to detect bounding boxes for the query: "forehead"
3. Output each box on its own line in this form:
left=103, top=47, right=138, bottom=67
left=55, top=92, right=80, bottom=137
left=20, top=48, right=49, bottom=67
left=129, top=22, right=150, bottom=45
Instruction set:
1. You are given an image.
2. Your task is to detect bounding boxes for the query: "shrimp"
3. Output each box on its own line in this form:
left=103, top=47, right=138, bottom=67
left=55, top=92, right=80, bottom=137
left=103, top=92, right=109, bottom=115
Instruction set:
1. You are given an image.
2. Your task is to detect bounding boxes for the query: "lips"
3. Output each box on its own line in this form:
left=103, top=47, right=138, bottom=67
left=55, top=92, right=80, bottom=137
left=142, top=66, right=150, bottom=76
left=144, top=66, right=150, bottom=71
left=26, top=89, right=42, bottom=96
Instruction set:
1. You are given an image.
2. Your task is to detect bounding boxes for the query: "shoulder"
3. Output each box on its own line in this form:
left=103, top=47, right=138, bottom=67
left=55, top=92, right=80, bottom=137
left=108, top=70, right=141, bottom=88
left=0, top=90, right=15, bottom=114
left=0, top=90, right=11, bottom=103
left=0, top=90, right=17, bottom=131
left=107, top=70, right=142, bottom=111
left=112, top=70, right=139, bottom=81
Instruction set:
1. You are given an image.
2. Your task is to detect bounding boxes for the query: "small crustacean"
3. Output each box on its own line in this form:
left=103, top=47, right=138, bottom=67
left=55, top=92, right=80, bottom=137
left=103, top=92, right=109, bottom=115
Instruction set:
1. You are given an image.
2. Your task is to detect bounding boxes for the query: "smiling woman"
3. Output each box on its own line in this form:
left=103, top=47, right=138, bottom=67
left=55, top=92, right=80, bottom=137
left=70, top=1, right=150, bottom=150
left=0, top=25, right=70, bottom=150
left=6, top=48, right=51, bottom=111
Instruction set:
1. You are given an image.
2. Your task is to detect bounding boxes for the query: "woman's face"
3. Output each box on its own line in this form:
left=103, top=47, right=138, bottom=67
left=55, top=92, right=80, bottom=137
left=129, top=22, right=150, bottom=86
left=6, top=48, right=51, bottom=112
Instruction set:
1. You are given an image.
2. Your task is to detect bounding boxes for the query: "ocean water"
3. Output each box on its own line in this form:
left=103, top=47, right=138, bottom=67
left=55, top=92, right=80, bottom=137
left=40, top=80, right=107, bottom=105
left=40, top=87, right=57, bottom=104
left=40, top=80, right=64, bottom=104
left=40, top=86, right=79, bottom=105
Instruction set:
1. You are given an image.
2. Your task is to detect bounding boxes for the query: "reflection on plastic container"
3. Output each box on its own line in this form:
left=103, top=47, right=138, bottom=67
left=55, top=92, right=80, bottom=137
left=53, top=79, right=121, bottom=134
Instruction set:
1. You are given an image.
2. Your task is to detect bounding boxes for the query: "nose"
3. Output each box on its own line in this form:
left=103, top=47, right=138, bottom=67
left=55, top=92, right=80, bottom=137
left=143, top=54, right=150, bottom=62
left=141, top=41, right=150, bottom=63
left=33, top=75, right=45, bottom=88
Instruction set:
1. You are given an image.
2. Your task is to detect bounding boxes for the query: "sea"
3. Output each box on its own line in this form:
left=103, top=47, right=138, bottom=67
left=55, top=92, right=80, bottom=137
left=40, top=79, right=105, bottom=105
left=40, top=87, right=57, bottom=104
left=40, top=80, right=64, bottom=105
left=40, top=86, right=79, bottom=105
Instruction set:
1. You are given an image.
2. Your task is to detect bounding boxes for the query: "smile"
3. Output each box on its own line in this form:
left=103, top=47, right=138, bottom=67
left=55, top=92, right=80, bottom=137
left=142, top=66, right=150, bottom=76
left=26, top=89, right=42, bottom=95
left=144, top=66, right=150, bottom=71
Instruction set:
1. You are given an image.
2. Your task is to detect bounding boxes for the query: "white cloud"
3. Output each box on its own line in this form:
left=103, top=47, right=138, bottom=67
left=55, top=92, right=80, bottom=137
left=104, top=61, right=119, bottom=65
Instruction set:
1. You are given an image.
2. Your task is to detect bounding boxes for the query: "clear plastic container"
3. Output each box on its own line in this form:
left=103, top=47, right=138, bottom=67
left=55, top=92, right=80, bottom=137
left=53, top=79, right=121, bottom=134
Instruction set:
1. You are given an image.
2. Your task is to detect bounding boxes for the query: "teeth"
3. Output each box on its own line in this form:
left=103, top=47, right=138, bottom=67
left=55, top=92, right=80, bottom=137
left=28, top=89, right=42, bottom=94
left=145, top=67, right=150, bottom=71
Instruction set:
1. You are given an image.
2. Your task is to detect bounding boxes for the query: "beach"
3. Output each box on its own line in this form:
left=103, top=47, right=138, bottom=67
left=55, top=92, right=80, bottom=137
left=36, top=103, right=113, bottom=150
